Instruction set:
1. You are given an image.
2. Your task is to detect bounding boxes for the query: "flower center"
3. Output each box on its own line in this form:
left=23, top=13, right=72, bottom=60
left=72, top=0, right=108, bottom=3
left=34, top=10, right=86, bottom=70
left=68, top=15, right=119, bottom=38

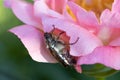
left=66, top=5, right=76, bottom=20
left=69, top=0, right=114, bottom=19
left=98, top=27, right=111, bottom=45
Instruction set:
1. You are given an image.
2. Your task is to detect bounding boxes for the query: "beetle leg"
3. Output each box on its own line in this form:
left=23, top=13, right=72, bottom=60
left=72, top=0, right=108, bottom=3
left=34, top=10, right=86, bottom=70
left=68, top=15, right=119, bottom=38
left=69, top=37, right=79, bottom=45
left=64, top=37, right=79, bottom=45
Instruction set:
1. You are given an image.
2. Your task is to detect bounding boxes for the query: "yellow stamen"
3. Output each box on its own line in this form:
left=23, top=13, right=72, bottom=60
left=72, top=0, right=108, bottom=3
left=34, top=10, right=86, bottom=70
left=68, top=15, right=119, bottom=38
left=67, top=0, right=113, bottom=19
left=75, top=0, right=114, bottom=18
left=66, top=5, right=76, bottom=20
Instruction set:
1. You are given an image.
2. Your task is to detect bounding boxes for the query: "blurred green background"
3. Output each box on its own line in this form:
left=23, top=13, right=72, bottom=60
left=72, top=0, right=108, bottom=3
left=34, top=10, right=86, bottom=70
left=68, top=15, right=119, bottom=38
left=0, top=0, right=120, bottom=80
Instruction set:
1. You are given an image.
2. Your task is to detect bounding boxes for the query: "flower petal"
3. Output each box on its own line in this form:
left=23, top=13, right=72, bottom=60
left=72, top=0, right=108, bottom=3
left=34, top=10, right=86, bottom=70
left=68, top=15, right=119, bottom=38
left=78, top=46, right=120, bottom=70
left=100, top=9, right=120, bottom=28
left=42, top=17, right=103, bottom=56
left=11, top=0, right=41, bottom=28
left=110, top=37, right=120, bottom=46
left=68, top=1, right=99, bottom=33
left=98, top=26, right=120, bottom=44
left=74, top=65, right=82, bottom=73
left=9, top=25, right=57, bottom=63
left=46, top=0, right=67, bottom=14
left=99, top=9, right=120, bottom=42
left=112, top=0, right=120, bottom=13
left=34, top=0, right=64, bottom=19
left=4, top=0, right=12, bottom=8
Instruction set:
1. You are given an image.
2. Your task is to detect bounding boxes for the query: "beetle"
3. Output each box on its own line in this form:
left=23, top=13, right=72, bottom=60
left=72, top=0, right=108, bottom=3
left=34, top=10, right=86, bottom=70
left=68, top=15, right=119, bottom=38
left=44, top=25, right=79, bottom=67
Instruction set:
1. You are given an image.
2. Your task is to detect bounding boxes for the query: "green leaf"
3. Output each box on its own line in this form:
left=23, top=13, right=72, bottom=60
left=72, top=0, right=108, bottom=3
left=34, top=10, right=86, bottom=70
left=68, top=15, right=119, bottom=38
left=82, top=64, right=118, bottom=77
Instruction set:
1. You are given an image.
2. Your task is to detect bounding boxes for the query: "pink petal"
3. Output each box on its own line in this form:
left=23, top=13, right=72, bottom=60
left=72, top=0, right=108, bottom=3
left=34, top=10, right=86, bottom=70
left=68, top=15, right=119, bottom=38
left=100, top=9, right=120, bottom=28
left=68, top=1, right=99, bottom=33
left=112, top=0, right=120, bottom=13
left=11, top=0, right=41, bottom=28
left=33, top=0, right=39, bottom=1
left=34, top=0, right=64, bottom=19
left=4, top=0, right=12, bottom=8
left=110, top=37, right=120, bottom=46
left=98, top=27, right=120, bottom=44
left=74, top=65, right=82, bottom=73
left=99, top=9, right=120, bottom=42
left=63, top=10, right=73, bottom=20
left=78, top=46, right=120, bottom=70
left=42, top=17, right=103, bottom=56
left=46, top=0, right=67, bottom=14
left=9, top=25, right=57, bottom=63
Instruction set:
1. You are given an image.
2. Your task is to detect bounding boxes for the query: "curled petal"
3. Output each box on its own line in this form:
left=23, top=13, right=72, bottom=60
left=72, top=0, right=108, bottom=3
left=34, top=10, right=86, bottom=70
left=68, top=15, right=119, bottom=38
left=112, top=0, right=120, bottom=13
left=11, top=0, right=41, bottom=28
left=46, top=0, right=67, bottom=14
left=78, top=46, right=120, bottom=70
left=68, top=1, right=99, bottom=33
left=99, top=9, right=120, bottom=42
left=100, top=9, right=120, bottom=28
left=4, top=0, right=12, bottom=8
left=42, top=17, right=103, bottom=56
left=110, top=37, right=120, bottom=46
left=63, top=10, right=73, bottom=21
left=74, top=65, right=82, bottom=73
left=9, top=25, right=57, bottom=63
left=34, top=0, right=64, bottom=19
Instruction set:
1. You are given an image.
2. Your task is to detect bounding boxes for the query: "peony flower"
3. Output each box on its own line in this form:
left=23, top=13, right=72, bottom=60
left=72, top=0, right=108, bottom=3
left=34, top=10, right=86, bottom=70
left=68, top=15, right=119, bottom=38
left=5, top=0, right=120, bottom=73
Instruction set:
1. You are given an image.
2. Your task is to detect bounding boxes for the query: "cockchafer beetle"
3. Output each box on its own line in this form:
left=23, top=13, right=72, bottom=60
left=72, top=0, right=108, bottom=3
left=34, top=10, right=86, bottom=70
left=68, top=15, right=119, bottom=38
left=44, top=25, right=79, bottom=67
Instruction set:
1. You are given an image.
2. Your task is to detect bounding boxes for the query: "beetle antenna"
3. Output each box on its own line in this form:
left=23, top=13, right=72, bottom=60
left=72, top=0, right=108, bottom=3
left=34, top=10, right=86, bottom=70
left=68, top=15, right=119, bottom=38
left=51, top=25, right=55, bottom=34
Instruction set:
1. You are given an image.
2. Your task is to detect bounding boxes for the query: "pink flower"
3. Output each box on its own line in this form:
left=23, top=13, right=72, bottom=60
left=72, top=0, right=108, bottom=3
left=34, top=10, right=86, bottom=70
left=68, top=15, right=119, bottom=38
left=6, top=0, right=84, bottom=72
left=68, top=0, right=120, bottom=70
left=6, top=0, right=120, bottom=73
left=6, top=0, right=69, bottom=62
